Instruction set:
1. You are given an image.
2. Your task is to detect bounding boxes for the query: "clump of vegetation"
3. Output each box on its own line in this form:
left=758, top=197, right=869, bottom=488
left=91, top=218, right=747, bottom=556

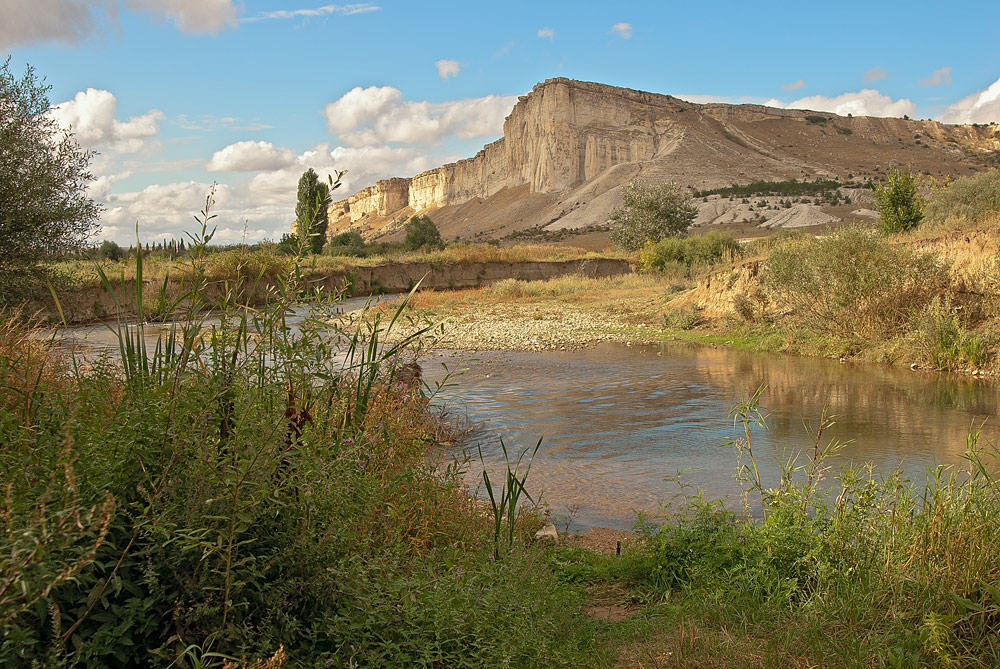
left=764, top=225, right=946, bottom=342
left=638, top=231, right=743, bottom=274
left=404, top=215, right=445, bottom=251
left=0, top=58, right=101, bottom=297
left=295, top=168, right=340, bottom=254
left=610, top=180, right=698, bottom=251
left=597, top=391, right=1000, bottom=667
left=872, top=164, right=923, bottom=233
left=805, top=114, right=829, bottom=124
left=914, top=296, right=991, bottom=370
left=694, top=179, right=844, bottom=199
left=0, top=199, right=596, bottom=666
left=924, top=168, right=1000, bottom=224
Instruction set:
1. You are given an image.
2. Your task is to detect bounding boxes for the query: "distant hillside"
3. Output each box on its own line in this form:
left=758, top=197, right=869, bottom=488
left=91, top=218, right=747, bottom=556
left=322, top=78, right=1000, bottom=242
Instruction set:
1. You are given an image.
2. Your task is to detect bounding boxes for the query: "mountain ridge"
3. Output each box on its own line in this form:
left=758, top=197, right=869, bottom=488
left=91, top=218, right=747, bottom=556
left=322, top=77, right=1000, bottom=241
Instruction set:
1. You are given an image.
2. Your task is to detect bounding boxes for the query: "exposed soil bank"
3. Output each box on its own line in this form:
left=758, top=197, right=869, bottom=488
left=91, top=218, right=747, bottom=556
left=35, top=258, right=632, bottom=324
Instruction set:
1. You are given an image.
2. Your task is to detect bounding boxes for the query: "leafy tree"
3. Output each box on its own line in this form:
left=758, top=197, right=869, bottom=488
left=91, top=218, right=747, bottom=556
left=97, top=239, right=124, bottom=261
left=0, top=58, right=101, bottom=289
left=295, top=168, right=331, bottom=254
left=404, top=215, right=444, bottom=251
left=609, top=179, right=697, bottom=251
left=872, top=164, right=923, bottom=233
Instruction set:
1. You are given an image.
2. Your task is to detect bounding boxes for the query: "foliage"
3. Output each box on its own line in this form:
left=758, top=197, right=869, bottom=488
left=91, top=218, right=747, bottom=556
left=764, top=225, right=947, bottom=342
left=638, top=231, right=742, bottom=274
left=326, top=229, right=367, bottom=257
left=872, top=164, right=923, bottom=233
left=606, top=392, right=1000, bottom=667
left=97, top=239, right=124, bottom=261
left=924, top=168, right=1000, bottom=224
left=609, top=180, right=697, bottom=251
left=294, top=169, right=337, bottom=254
left=0, top=191, right=594, bottom=666
left=914, top=296, right=991, bottom=370
left=0, top=58, right=101, bottom=293
left=694, top=178, right=845, bottom=199
left=404, top=215, right=444, bottom=251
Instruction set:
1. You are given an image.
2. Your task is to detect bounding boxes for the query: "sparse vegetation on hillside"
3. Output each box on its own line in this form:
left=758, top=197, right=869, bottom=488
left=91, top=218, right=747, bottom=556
left=693, top=179, right=846, bottom=199
left=924, top=168, right=1000, bottom=224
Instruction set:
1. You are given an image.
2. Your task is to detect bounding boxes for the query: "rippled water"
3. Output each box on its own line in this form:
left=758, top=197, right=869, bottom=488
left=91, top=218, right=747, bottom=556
left=424, top=342, right=1000, bottom=530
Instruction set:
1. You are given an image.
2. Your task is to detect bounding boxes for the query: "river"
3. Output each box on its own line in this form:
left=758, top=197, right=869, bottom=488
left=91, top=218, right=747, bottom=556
left=48, top=310, right=999, bottom=532
left=424, top=342, right=999, bottom=530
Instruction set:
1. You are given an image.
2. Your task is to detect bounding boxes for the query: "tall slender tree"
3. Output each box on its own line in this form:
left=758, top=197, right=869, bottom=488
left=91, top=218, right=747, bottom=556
left=295, top=168, right=330, bottom=254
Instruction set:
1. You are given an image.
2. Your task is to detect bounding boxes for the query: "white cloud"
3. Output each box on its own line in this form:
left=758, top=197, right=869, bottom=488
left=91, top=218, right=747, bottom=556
left=938, top=77, right=1000, bottom=124
left=50, top=88, right=164, bottom=154
left=436, top=59, right=460, bottom=80
left=864, top=67, right=888, bottom=82
left=920, top=67, right=952, bottom=87
left=241, top=3, right=379, bottom=22
left=610, top=22, right=632, bottom=39
left=537, top=27, right=554, bottom=39
left=206, top=140, right=297, bottom=172
left=782, top=79, right=805, bottom=91
left=324, top=86, right=518, bottom=147
left=783, top=89, right=916, bottom=118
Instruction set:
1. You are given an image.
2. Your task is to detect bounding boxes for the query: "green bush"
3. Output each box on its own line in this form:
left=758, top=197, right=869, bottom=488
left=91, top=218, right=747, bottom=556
left=924, top=168, right=1000, bottom=223
left=872, top=164, right=923, bottom=233
left=609, top=180, right=698, bottom=251
left=326, top=229, right=368, bottom=257
left=764, top=225, right=946, bottom=341
left=638, top=231, right=742, bottom=273
left=915, top=296, right=991, bottom=370
left=404, top=215, right=444, bottom=251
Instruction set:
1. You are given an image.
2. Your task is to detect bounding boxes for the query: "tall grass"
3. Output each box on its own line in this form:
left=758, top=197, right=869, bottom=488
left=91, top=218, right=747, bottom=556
left=0, top=190, right=595, bottom=666
left=610, top=392, right=1000, bottom=666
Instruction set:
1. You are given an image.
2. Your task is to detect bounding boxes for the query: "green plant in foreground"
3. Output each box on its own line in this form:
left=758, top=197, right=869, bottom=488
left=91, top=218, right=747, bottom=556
left=873, top=164, right=923, bottom=233
left=479, top=437, right=541, bottom=561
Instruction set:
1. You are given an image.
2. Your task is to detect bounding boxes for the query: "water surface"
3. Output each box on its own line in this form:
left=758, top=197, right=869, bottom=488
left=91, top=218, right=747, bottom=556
left=424, top=342, right=999, bottom=530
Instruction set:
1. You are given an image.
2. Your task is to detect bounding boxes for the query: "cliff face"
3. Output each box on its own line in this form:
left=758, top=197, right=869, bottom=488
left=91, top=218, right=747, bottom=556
left=324, top=77, right=1000, bottom=239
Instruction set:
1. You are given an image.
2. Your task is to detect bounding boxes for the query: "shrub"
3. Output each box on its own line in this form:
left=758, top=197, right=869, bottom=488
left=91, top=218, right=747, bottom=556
left=609, top=180, right=697, bottom=251
left=326, top=229, right=367, bottom=257
left=638, top=231, right=742, bottom=274
left=924, top=168, right=1000, bottom=224
left=915, top=296, right=991, bottom=369
left=764, top=225, right=946, bottom=341
left=872, top=164, right=923, bottom=233
left=404, top=215, right=444, bottom=251
left=97, top=240, right=124, bottom=261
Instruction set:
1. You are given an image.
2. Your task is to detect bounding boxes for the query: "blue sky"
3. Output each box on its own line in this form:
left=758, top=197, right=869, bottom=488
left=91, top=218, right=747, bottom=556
left=3, top=1, right=999, bottom=245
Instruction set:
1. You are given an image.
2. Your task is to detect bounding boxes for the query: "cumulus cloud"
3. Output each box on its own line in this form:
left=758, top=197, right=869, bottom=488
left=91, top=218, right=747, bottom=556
left=537, top=27, right=554, bottom=39
left=920, top=66, right=952, bottom=87
left=324, top=86, right=517, bottom=147
left=610, top=22, right=632, bottom=39
left=50, top=88, right=164, bottom=154
left=435, top=59, right=460, bottom=80
left=0, top=0, right=238, bottom=48
left=783, top=89, right=916, bottom=118
left=782, top=79, right=805, bottom=91
left=864, top=67, right=888, bottom=82
left=241, top=3, right=379, bottom=22
left=206, top=141, right=297, bottom=172
left=938, top=76, right=1000, bottom=124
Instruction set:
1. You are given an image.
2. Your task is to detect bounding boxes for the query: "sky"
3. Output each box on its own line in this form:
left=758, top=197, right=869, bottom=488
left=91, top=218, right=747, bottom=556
left=3, top=0, right=1000, bottom=246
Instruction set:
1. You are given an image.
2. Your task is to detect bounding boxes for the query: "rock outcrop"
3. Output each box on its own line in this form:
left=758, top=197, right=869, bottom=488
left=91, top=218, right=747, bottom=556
left=323, top=78, right=1000, bottom=240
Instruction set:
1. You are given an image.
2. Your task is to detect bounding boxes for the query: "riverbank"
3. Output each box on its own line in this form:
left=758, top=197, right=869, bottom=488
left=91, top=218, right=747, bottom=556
left=370, top=221, right=1000, bottom=378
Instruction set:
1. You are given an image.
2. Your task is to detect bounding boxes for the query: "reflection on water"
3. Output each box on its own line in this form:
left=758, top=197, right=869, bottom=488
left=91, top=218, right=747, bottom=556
left=426, top=342, right=999, bottom=530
